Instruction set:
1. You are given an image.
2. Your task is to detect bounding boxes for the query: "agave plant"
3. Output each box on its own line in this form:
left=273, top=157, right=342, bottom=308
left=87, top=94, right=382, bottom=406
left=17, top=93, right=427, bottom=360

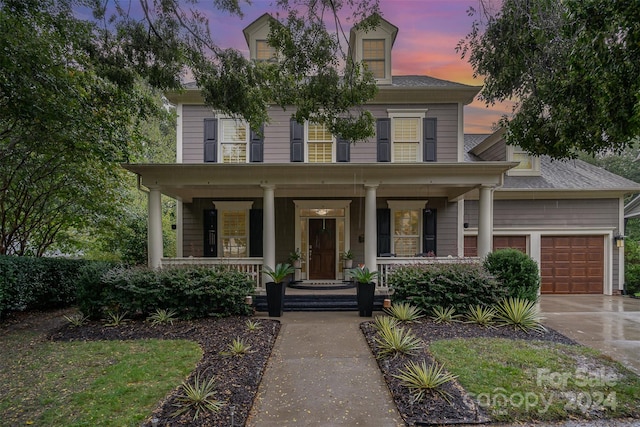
left=147, top=308, right=178, bottom=325
left=372, top=315, right=400, bottom=332
left=393, top=360, right=458, bottom=403
left=374, top=323, right=423, bottom=359
left=221, top=337, right=252, bottom=357
left=64, top=313, right=89, bottom=327
left=465, top=305, right=496, bottom=327
left=172, top=374, right=224, bottom=420
left=104, top=310, right=127, bottom=327
left=495, top=297, right=547, bottom=333
left=245, top=319, right=263, bottom=331
left=430, top=306, right=461, bottom=324
left=384, top=302, right=424, bottom=322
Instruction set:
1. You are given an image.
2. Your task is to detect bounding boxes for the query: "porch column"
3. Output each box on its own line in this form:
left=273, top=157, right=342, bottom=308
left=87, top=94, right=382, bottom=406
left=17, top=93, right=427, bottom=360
left=364, top=184, right=378, bottom=276
left=148, top=186, right=163, bottom=269
left=477, top=185, right=494, bottom=259
left=262, top=185, right=276, bottom=283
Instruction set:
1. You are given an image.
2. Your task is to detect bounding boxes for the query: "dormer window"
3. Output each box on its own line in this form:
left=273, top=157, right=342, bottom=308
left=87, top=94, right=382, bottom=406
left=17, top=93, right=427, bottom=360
left=507, top=145, right=541, bottom=176
left=256, top=40, right=276, bottom=62
left=363, top=39, right=385, bottom=79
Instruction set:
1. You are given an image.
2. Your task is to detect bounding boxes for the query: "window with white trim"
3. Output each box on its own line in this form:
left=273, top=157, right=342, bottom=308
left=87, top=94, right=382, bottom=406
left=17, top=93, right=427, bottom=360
left=507, top=145, right=541, bottom=176
left=214, top=201, right=253, bottom=257
left=307, top=122, right=334, bottom=163
left=363, top=39, right=385, bottom=79
left=387, top=200, right=427, bottom=257
left=256, top=40, right=276, bottom=62
left=388, top=110, right=426, bottom=163
left=220, top=119, right=248, bottom=163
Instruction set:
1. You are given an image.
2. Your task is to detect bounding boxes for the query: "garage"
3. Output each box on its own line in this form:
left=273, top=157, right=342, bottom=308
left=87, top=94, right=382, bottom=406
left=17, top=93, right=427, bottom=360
left=540, top=235, right=604, bottom=294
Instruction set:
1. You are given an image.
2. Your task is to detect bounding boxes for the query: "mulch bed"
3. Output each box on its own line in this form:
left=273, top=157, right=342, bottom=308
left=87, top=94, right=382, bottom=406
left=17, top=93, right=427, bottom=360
left=50, top=316, right=280, bottom=426
left=360, top=320, right=578, bottom=426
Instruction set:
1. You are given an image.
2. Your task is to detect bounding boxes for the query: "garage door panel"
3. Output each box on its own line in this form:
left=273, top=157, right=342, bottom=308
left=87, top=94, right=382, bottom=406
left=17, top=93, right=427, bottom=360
left=541, top=235, right=603, bottom=294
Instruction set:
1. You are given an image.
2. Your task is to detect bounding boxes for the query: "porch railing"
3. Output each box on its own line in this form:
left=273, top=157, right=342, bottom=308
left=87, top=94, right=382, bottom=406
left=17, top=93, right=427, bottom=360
left=376, top=256, right=480, bottom=289
left=161, top=257, right=264, bottom=291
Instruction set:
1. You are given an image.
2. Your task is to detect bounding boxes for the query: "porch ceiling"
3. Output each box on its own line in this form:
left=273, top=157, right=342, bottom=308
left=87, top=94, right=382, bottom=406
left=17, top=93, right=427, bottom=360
left=122, top=162, right=517, bottom=202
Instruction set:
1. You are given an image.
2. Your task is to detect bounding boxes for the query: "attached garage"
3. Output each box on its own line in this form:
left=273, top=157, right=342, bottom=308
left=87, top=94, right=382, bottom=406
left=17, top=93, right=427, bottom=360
left=540, top=235, right=604, bottom=294
left=463, top=235, right=527, bottom=257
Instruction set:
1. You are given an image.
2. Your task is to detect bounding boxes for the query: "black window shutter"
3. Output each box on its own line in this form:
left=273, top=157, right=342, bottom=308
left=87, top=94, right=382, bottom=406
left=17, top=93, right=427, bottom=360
left=290, top=119, right=304, bottom=162
left=249, top=209, right=263, bottom=257
left=250, top=125, right=264, bottom=162
left=336, top=138, right=350, bottom=162
left=377, top=208, right=391, bottom=255
left=204, top=119, right=218, bottom=163
left=423, top=117, right=437, bottom=162
left=377, top=118, right=391, bottom=162
left=203, top=209, right=217, bottom=257
left=423, top=208, right=437, bottom=255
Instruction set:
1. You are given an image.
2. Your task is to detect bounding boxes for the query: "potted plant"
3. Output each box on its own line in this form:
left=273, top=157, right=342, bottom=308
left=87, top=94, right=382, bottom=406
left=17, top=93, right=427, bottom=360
left=342, top=249, right=354, bottom=269
left=288, top=249, right=302, bottom=269
left=349, top=266, right=378, bottom=317
left=264, top=263, right=295, bottom=317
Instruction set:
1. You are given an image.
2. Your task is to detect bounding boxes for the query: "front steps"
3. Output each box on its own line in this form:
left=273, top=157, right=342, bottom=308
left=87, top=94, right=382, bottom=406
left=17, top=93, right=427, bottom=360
left=254, top=293, right=386, bottom=312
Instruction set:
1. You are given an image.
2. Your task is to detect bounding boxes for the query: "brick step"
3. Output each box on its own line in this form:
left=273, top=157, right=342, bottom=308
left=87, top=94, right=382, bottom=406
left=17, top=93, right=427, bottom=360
left=254, top=294, right=386, bottom=312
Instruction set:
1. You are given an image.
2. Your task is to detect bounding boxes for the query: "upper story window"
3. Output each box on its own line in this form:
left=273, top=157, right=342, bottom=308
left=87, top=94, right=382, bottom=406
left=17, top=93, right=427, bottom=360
left=221, top=119, right=248, bottom=163
left=363, top=39, right=385, bottom=79
left=507, top=145, right=541, bottom=176
left=307, top=122, right=334, bottom=163
left=393, top=117, right=421, bottom=162
left=256, top=40, right=276, bottom=62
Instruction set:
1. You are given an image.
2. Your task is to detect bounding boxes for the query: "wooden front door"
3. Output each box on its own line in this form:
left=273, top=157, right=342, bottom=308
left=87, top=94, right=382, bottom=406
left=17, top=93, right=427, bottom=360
left=309, top=218, right=336, bottom=280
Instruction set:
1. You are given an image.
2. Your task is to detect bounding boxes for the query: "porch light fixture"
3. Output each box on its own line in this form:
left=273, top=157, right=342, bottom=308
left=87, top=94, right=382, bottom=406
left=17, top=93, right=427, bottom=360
left=316, top=208, right=329, bottom=216
left=614, top=234, right=625, bottom=248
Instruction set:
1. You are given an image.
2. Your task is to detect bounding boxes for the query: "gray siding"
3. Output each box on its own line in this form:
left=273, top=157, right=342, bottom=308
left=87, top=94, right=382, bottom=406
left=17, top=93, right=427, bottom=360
left=478, top=140, right=506, bottom=161
left=182, top=105, right=214, bottom=164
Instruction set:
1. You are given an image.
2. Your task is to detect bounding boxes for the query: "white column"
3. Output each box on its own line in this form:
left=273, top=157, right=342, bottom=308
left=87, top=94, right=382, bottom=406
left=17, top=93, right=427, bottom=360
left=262, top=185, right=276, bottom=283
left=364, top=184, right=378, bottom=276
left=148, top=187, right=163, bottom=269
left=477, top=186, right=493, bottom=259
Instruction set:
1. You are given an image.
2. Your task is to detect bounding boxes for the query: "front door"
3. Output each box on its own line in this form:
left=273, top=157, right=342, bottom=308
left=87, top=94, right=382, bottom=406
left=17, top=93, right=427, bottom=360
left=309, top=218, right=336, bottom=280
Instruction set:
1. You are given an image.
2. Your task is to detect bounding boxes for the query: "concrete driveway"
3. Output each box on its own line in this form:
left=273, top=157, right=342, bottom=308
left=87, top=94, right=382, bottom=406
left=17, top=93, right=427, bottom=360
left=539, top=295, right=640, bottom=375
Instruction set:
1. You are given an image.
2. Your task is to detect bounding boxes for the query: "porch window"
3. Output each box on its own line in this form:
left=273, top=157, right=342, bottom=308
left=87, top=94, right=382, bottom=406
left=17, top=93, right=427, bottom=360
left=363, top=39, right=385, bottom=79
left=220, top=210, right=248, bottom=257
left=392, top=209, right=420, bottom=256
left=307, top=122, right=334, bottom=163
left=393, top=117, right=420, bottom=162
left=221, top=119, right=248, bottom=163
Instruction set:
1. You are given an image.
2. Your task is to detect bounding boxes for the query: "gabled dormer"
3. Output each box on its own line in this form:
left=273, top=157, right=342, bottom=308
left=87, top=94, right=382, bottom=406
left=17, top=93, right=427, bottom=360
left=243, top=13, right=277, bottom=62
left=349, top=14, right=398, bottom=86
left=470, top=128, right=541, bottom=176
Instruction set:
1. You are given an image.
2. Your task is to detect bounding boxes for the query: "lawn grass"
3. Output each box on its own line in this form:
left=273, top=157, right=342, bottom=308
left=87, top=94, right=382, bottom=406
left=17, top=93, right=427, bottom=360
left=429, top=338, right=640, bottom=422
left=0, top=332, right=201, bottom=426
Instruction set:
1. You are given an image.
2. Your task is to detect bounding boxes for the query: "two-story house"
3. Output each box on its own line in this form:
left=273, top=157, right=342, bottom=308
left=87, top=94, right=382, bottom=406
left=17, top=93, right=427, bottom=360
left=124, top=14, right=640, bottom=296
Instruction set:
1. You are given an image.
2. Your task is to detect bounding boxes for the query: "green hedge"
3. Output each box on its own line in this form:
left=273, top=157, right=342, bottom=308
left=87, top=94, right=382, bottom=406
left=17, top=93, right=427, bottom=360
left=77, top=265, right=256, bottom=319
left=388, top=263, right=508, bottom=312
left=0, top=256, right=111, bottom=318
left=484, top=249, right=540, bottom=302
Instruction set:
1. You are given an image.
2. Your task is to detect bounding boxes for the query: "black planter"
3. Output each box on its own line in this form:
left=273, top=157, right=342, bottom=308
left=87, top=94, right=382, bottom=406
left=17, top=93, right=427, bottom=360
left=266, top=281, right=286, bottom=317
left=356, top=282, right=376, bottom=317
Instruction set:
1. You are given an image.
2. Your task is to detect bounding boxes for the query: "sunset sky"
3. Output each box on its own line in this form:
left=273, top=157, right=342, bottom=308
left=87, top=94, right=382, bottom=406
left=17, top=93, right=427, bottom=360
left=204, top=0, right=510, bottom=134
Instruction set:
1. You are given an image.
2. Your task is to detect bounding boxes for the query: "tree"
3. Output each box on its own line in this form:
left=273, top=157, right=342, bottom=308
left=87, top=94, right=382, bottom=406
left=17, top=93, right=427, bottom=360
left=459, top=0, right=640, bottom=159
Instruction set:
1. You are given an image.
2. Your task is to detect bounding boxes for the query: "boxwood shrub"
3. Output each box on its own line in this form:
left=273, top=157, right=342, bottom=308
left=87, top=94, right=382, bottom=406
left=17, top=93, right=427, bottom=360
left=77, top=265, right=256, bottom=319
left=483, top=249, right=540, bottom=302
left=388, top=263, right=508, bottom=312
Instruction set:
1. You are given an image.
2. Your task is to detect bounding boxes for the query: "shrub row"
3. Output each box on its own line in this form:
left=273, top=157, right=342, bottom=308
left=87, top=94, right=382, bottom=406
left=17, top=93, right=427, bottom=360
left=0, top=256, right=112, bottom=318
left=77, top=265, right=256, bottom=319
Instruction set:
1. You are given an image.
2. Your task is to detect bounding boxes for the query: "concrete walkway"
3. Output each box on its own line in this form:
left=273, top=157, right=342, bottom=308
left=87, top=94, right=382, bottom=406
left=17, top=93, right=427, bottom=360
left=539, top=295, right=640, bottom=375
left=247, top=312, right=404, bottom=426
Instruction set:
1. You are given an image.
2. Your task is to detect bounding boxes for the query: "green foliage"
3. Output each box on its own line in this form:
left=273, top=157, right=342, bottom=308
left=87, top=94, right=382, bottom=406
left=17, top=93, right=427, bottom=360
left=624, top=239, right=640, bottom=295
left=484, top=249, right=540, bottom=302
left=374, top=323, right=423, bottom=359
left=383, top=302, right=424, bottom=322
left=76, top=265, right=255, bottom=320
left=63, top=313, right=89, bottom=327
left=348, top=266, right=378, bottom=284
left=430, top=306, right=461, bottom=324
left=263, top=263, right=295, bottom=284
left=392, top=360, right=458, bottom=403
left=459, top=0, right=640, bottom=158
left=245, top=319, right=263, bottom=331
left=222, top=337, right=252, bottom=357
left=495, top=297, right=547, bottom=333
left=104, top=310, right=128, bottom=327
left=172, top=374, right=224, bottom=421
left=388, top=264, right=508, bottom=313
left=372, top=315, right=400, bottom=332
left=147, top=308, right=178, bottom=326
left=465, top=305, right=497, bottom=327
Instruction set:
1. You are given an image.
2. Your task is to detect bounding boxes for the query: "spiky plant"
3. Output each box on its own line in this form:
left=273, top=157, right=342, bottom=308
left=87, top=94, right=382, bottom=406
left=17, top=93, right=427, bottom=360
left=64, top=313, right=89, bottom=327
left=384, top=302, right=424, bottom=322
left=430, top=306, right=461, bottom=324
left=222, top=337, right=252, bottom=357
left=245, top=319, right=263, bottom=331
left=495, top=297, right=547, bottom=333
left=374, top=323, right=423, bottom=359
left=465, top=305, right=497, bottom=327
left=393, top=360, right=458, bottom=403
left=147, top=308, right=178, bottom=325
left=104, top=310, right=127, bottom=327
left=372, top=315, right=400, bottom=332
left=172, top=374, right=224, bottom=420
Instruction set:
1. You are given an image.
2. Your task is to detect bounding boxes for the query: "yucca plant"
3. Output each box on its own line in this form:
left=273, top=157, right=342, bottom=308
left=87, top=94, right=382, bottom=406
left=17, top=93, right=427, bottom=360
left=64, top=313, right=89, bottom=327
left=465, top=305, right=496, bottom=327
left=393, top=360, right=458, bottom=403
left=430, top=306, right=461, bottom=324
left=104, top=310, right=127, bottom=327
left=374, top=323, right=423, bottom=359
left=147, top=308, right=178, bottom=325
left=384, top=302, right=424, bottom=322
left=245, top=319, right=263, bottom=331
left=172, top=374, right=224, bottom=420
left=222, top=337, right=252, bottom=357
left=495, top=297, right=547, bottom=333
left=372, top=315, right=400, bottom=332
